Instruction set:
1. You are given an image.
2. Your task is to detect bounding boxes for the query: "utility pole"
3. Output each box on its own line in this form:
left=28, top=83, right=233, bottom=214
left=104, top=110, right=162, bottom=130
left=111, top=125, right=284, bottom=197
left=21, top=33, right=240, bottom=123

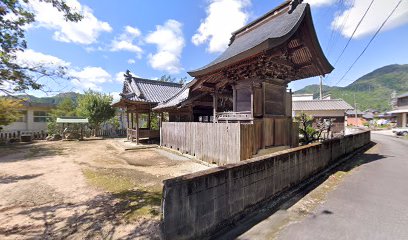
left=319, top=76, right=323, bottom=100
left=354, top=92, right=358, bottom=123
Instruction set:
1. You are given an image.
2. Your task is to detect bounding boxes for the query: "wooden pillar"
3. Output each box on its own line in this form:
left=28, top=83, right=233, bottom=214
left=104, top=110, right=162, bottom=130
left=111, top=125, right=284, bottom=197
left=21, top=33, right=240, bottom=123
left=213, top=92, right=218, bottom=123
left=159, top=112, right=163, bottom=146
left=250, top=86, right=254, bottom=123
left=189, top=105, right=194, bottom=121
left=131, top=112, right=134, bottom=129
left=147, top=109, right=151, bottom=130
left=136, top=112, right=139, bottom=144
left=126, top=111, right=130, bottom=128
left=232, top=84, right=237, bottom=112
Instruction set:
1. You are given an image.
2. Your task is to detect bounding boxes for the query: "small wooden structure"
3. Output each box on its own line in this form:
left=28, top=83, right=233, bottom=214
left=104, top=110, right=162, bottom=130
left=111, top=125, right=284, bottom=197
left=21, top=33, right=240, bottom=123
left=154, top=1, right=333, bottom=164
left=56, top=117, right=89, bottom=140
left=113, top=71, right=183, bottom=144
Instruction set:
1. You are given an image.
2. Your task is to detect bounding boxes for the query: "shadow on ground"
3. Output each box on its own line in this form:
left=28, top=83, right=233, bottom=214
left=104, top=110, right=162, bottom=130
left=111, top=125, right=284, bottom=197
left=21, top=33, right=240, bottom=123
left=0, top=174, right=43, bottom=184
left=0, top=142, right=67, bottom=163
left=213, top=141, right=386, bottom=240
left=0, top=189, right=161, bottom=239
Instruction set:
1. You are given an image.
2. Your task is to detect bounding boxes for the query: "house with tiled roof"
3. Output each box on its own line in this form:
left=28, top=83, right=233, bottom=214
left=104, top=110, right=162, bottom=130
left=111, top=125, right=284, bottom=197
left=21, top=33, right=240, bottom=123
left=292, top=94, right=353, bottom=133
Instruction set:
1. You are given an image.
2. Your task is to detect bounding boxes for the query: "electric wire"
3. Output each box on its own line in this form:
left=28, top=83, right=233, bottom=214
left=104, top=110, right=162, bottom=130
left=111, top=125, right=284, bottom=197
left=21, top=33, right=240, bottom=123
left=334, top=0, right=402, bottom=86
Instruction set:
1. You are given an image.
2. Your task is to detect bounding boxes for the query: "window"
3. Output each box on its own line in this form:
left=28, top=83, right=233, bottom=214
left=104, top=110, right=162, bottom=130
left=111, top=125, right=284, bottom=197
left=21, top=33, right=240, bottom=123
left=33, top=111, right=49, bottom=122
left=264, top=83, right=284, bottom=115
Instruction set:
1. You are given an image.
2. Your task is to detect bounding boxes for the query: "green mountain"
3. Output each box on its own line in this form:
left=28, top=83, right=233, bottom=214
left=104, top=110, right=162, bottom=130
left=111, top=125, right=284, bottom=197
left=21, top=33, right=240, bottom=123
left=295, top=64, right=408, bottom=112
left=14, top=92, right=81, bottom=105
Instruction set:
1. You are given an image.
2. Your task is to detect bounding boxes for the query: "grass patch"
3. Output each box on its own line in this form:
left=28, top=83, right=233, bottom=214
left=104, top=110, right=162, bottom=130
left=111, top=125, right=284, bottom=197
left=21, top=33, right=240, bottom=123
left=83, top=168, right=135, bottom=193
left=83, top=168, right=162, bottom=220
left=113, top=189, right=162, bottom=220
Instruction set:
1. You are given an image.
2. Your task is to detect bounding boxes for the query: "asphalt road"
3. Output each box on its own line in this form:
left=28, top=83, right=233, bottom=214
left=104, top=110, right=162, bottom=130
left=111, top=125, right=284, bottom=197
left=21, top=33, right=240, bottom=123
left=219, top=133, right=408, bottom=240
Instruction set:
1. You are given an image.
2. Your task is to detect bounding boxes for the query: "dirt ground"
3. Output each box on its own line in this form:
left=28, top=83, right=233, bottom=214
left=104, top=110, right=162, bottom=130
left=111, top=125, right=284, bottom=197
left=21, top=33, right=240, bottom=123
left=0, top=139, right=210, bottom=239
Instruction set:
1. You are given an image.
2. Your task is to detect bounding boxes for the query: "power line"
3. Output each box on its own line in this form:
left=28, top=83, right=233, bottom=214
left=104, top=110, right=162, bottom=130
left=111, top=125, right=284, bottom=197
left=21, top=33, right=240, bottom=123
left=334, top=0, right=402, bottom=86
left=326, top=0, right=354, bottom=57
left=333, top=0, right=375, bottom=67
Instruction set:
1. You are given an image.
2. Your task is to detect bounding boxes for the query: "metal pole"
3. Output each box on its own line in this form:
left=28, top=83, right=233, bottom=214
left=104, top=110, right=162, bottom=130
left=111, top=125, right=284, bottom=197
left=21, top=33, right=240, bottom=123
left=319, top=76, right=323, bottom=100
left=354, top=92, right=358, bottom=125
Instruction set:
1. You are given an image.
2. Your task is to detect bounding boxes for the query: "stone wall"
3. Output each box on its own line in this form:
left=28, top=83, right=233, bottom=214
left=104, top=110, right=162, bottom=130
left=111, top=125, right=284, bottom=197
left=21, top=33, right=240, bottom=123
left=161, top=131, right=371, bottom=240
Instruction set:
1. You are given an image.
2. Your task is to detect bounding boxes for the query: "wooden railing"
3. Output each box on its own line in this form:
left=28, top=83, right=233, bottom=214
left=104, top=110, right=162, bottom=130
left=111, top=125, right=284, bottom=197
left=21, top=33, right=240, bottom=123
left=127, top=128, right=160, bottom=143
left=161, top=118, right=299, bottom=165
left=216, top=111, right=252, bottom=122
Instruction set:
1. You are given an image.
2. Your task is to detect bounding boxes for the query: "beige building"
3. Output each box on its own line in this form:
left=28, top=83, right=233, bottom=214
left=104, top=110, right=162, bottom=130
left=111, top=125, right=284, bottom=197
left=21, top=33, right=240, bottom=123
left=389, top=93, right=408, bottom=127
left=2, top=102, right=54, bottom=132
left=292, top=94, right=353, bottom=134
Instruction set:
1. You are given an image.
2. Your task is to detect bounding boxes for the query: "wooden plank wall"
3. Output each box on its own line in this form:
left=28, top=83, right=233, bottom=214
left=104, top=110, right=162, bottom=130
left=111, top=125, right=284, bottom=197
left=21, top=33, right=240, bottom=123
left=162, top=119, right=299, bottom=165
left=263, top=118, right=274, bottom=147
left=161, top=122, right=241, bottom=165
left=291, top=121, right=300, bottom=147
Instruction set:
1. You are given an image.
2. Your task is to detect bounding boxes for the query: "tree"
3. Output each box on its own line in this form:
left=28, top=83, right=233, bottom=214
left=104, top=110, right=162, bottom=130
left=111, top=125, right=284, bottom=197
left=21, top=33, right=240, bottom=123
left=47, top=97, right=77, bottom=134
left=0, top=0, right=82, bottom=94
left=294, top=113, right=328, bottom=145
left=76, top=91, right=115, bottom=136
left=0, top=98, right=23, bottom=130
left=159, top=75, right=187, bottom=85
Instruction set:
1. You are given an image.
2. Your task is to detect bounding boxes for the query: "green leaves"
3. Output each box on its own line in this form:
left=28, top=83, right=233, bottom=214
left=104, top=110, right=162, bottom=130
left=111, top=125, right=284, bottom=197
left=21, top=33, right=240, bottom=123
left=0, top=0, right=82, bottom=95
left=0, top=98, right=23, bottom=128
left=76, top=90, right=115, bottom=134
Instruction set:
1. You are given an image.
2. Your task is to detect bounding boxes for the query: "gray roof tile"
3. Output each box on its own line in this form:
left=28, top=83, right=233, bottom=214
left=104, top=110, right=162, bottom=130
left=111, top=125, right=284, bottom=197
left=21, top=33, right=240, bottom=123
left=293, top=99, right=353, bottom=111
left=122, top=77, right=183, bottom=103
left=188, top=3, right=307, bottom=76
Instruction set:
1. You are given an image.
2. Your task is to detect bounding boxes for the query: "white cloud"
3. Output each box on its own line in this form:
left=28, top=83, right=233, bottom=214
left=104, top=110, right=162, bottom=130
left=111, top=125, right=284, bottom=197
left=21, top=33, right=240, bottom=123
left=145, top=19, right=185, bottom=74
left=115, top=71, right=139, bottom=83
left=110, top=25, right=143, bottom=59
left=15, top=49, right=71, bottom=69
left=127, top=59, right=136, bottom=64
left=110, top=91, right=122, bottom=102
left=69, top=67, right=112, bottom=91
left=115, top=71, right=126, bottom=83
left=11, top=49, right=113, bottom=93
left=331, top=0, right=408, bottom=39
left=192, top=0, right=250, bottom=53
left=124, top=26, right=141, bottom=38
left=26, top=0, right=112, bottom=44
left=304, top=0, right=337, bottom=7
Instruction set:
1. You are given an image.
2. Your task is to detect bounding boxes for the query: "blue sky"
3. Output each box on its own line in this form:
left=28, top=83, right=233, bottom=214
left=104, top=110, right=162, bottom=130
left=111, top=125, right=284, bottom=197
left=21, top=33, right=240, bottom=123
left=17, top=0, right=408, bottom=99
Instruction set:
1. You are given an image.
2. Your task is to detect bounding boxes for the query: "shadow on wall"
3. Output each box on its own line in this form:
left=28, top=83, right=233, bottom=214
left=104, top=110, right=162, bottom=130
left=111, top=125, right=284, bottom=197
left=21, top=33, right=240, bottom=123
left=214, top=141, right=387, bottom=240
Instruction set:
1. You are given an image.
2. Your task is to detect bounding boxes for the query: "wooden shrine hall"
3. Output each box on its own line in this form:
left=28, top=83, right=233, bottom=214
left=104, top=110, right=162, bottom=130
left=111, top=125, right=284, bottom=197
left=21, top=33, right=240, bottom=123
left=113, top=71, right=183, bottom=143
left=152, top=0, right=334, bottom=164
left=115, top=0, right=333, bottom=164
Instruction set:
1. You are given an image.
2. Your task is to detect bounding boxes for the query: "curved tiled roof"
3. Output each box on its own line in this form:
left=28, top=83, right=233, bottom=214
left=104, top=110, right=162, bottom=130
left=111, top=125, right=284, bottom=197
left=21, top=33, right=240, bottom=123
left=153, top=79, right=197, bottom=110
left=122, top=77, right=183, bottom=104
left=189, top=2, right=311, bottom=77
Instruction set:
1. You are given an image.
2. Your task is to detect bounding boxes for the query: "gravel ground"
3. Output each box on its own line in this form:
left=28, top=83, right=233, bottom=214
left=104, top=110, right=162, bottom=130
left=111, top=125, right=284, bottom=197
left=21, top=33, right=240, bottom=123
left=0, top=139, right=210, bottom=239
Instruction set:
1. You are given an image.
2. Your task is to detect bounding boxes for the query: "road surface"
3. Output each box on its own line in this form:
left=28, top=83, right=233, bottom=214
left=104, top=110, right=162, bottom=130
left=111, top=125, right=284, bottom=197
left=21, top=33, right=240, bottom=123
left=221, top=133, right=408, bottom=240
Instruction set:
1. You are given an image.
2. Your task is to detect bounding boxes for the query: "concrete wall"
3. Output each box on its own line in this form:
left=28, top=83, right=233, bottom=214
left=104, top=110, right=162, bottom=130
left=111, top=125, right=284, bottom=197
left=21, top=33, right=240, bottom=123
left=161, top=131, right=371, bottom=240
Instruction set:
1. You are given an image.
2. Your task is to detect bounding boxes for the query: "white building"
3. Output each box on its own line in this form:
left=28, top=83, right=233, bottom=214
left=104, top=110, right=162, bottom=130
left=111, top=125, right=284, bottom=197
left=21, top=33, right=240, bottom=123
left=2, top=102, right=54, bottom=132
